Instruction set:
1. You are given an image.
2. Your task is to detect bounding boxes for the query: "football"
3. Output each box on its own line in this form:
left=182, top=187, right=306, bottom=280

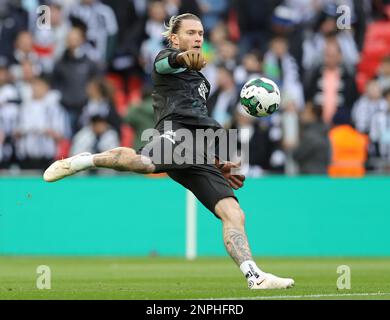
left=239, top=77, right=281, bottom=117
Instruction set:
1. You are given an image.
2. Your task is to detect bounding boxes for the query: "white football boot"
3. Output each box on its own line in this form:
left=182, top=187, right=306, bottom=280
left=249, top=273, right=295, bottom=290
left=43, top=152, right=93, bottom=182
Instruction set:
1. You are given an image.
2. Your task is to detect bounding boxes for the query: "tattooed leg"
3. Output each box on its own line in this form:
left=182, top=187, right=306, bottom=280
left=215, top=197, right=253, bottom=265
left=43, top=147, right=155, bottom=182
left=215, top=198, right=295, bottom=289
left=223, top=227, right=253, bottom=266
left=93, top=147, right=155, bottom=174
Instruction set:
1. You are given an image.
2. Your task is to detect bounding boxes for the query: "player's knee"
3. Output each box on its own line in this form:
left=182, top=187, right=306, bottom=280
left=226, top=206, right=245, bottom=226
left=215, top=198, right=245, bottom=226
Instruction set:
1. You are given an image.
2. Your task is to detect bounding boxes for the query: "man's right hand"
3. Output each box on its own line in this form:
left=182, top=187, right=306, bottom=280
left=176, top=50, right=207, bottom=71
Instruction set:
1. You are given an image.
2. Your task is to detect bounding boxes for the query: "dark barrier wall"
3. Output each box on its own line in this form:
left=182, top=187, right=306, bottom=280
left=1, top=176, right=390, bottom=256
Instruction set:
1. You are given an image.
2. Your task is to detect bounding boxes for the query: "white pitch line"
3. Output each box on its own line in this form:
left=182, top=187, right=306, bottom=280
left=200, top=292, right=390, bottom=300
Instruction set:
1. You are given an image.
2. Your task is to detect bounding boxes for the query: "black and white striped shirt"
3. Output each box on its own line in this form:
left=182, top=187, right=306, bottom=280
left=69, top=1, right=118, bottom=62
left=352, top=96, right=388, bottom=134
left=15, top=91, right=69, bottom=159
left=369, top=106, right=390, bottom=161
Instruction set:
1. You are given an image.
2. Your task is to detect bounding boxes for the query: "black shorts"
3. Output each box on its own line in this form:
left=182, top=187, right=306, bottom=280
left=138, top=122, right=237, bottom=216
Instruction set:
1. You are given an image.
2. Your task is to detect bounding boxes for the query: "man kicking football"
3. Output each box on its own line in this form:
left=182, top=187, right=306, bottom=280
left=44, top=13, right=294, bottom=290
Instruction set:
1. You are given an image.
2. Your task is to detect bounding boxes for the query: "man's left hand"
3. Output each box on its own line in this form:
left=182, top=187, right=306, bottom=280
left=215, top=158, right=246, bottom=190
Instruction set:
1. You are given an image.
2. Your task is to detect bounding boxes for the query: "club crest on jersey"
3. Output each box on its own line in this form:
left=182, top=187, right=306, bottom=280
left=198, top=81, right=208, bottom=100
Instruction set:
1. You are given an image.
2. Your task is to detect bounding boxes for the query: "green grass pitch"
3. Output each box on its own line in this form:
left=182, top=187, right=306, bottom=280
left=1, top=256, right=390, bottom=300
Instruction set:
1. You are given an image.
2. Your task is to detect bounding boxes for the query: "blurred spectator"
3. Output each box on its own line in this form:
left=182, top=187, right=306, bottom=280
left=123, top=88, right=155, bottom=151
left=164, top=0, right=181, bottom=17
left=0, top=63, right=20, bottom=168
left=165, top=0, right=201, bottom=17
left=198, top=0, right=228, bottom=36
left=207, top=65, right=238, bottom=128
left=350, top=0, right=368, bottom=51
left=69, top=0, right=119, bottom=64
left=328, top=111, right=369, bottom=178
left=369, top=88, right=390, bottom=168
left=9, top=31, right=42, bottom=82
left=281, top=93, right=300, bottom=175
left=268, top=113, right=286, bottom=173
left=305, top=37, right=358, bottom=125
left=71, top=114, right=120, bottom=156
left=49, top=0, right=79, bottom=14
left=302, top=3, right=360, bottom=75
left=0, top=0, right=28, bottom=63
left=233, top=50, right=263, bottom=91
left=280, top=0, right=318, bottom=25
left=377, top=55, right=390, bottom=93
left=231, top=106, right=273, bottom=177
left=15, top=0, right=38, bottom=30
left=79, top=77, right=122, bottom=136
left=368, top=0, right=390, bottom=21
left=202, top=22, right=229, bottom=63
left=232, top=0, right=276, bottom=56
left=139, top=0, right=168, bottom=80
left=270, top=4, right=305, bottom=74
left=292, top=104, right=330, bottom=174
left=263, top=35, right=305, bottom=110
left=52, top=26, right=100, bottom=136
left=14, top=76, right=69, bottom=170
left=102, top=0, right=144, bottom=75
left=203, top=39, right=238, bottom=94
left=14, top=60, right=40, bottom=104
left=309, top=0, right=366, bottom=52
left=352, top=80, right=387, bottom=135
left=201, top=22, right=229, bottom=93
left=214, top=40, right=238, bottom=72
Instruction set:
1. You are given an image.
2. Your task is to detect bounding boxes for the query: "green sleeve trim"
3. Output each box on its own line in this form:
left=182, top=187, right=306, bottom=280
left=155, top=57, right=186, bottom=74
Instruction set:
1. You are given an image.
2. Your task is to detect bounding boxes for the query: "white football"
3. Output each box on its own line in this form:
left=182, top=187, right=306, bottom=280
left=239, top=77, right=281, bottom=117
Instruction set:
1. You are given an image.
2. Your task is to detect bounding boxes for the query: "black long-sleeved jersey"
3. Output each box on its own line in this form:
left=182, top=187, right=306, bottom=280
left=151, top=48, right=222, bottom=131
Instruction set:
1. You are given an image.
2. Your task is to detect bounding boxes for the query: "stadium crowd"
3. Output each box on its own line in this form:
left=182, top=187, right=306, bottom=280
left=0, top=0, right=390, bottom=177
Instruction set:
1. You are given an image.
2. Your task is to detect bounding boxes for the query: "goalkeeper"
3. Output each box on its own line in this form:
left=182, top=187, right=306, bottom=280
left=44, top=13, right=294, bottom=290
